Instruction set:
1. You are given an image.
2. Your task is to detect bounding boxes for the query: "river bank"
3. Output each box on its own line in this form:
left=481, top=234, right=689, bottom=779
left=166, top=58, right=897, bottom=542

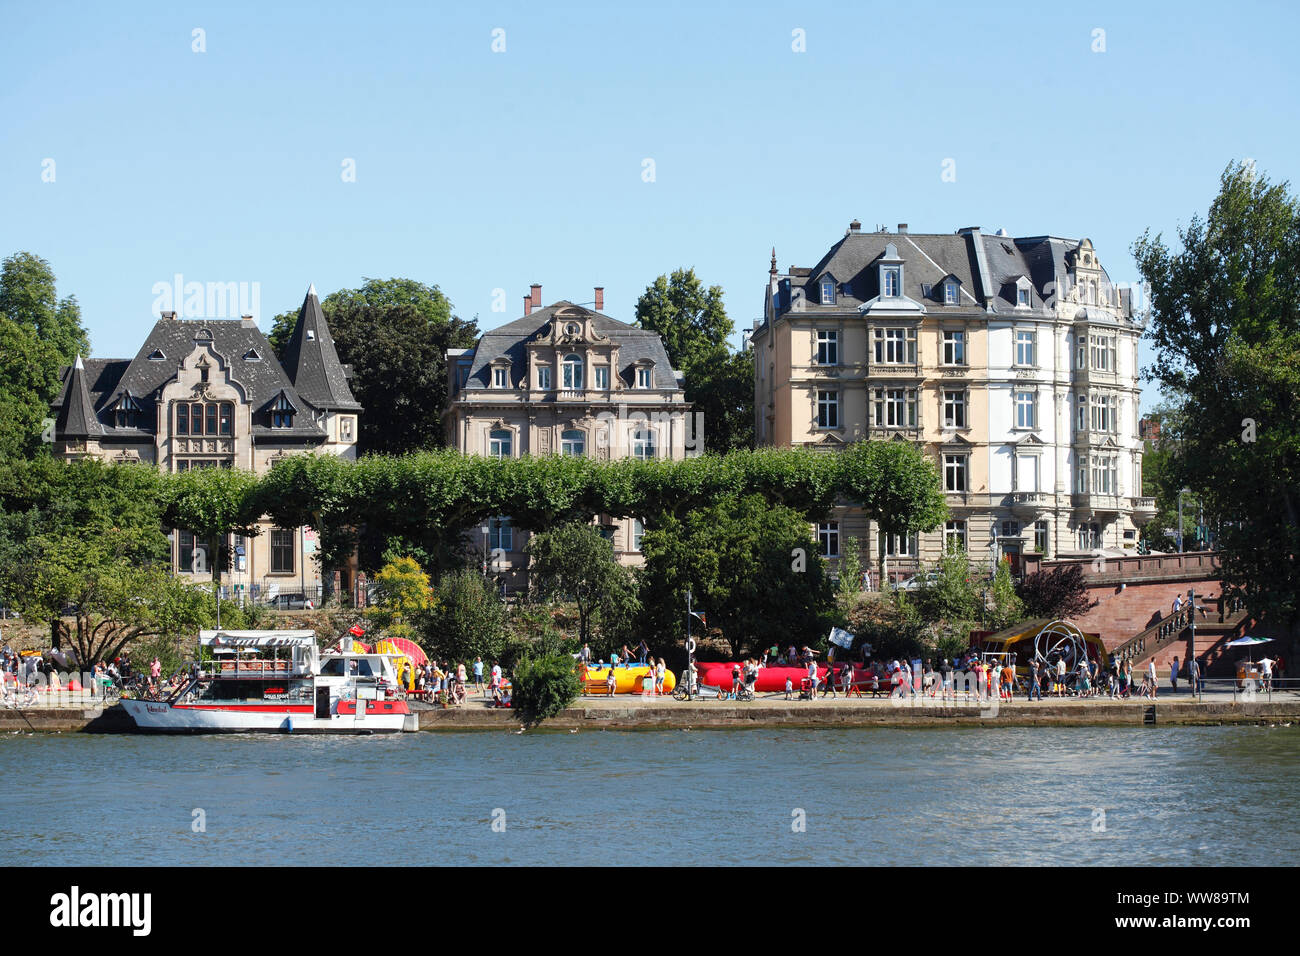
left=4, top=691, right=1298, bottom=733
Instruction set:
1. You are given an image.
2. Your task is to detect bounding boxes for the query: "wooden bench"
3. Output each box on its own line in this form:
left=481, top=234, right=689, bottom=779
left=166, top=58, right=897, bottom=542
left=584, top=679, right=614, bottom=697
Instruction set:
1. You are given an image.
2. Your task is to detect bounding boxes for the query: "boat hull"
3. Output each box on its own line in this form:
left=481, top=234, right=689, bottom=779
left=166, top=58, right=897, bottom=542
left=120, top=698, right=411, bottom=734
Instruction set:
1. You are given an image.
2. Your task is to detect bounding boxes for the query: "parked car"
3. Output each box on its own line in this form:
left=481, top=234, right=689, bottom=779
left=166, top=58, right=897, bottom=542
left=895, top=571, right=940, bottom=592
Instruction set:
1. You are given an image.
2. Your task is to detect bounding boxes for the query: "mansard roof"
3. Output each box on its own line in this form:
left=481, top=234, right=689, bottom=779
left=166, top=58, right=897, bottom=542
left=767, top=227, right=1131, bottom=322
left=279, top=285, right=361, bottom=412
left=461, top=300, right=681, bottom=391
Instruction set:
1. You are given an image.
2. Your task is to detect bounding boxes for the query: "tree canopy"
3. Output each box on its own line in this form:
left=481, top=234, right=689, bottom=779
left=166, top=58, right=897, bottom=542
left=0, top=252, right=90, bottom=459
left=1134, top=161, right=1300, bottom=624
left=268, top=277, right=479, bottom=455
left=635, top=268, right=754, bottom=453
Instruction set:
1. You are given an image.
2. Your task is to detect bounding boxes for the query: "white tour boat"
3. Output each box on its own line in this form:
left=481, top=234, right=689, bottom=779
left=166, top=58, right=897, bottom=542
left=119, top=630, right=417, bottom=734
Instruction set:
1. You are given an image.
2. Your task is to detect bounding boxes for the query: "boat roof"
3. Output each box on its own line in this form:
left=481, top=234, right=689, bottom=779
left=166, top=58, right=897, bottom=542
left=200, top=630, right=318, bottom=648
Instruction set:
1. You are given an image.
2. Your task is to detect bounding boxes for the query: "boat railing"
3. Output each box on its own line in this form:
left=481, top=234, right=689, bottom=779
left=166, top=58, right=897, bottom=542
left=210, top=658, right=308, bottom=677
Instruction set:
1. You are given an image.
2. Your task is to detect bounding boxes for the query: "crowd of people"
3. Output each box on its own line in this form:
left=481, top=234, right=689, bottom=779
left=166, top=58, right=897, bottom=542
left=410, top=656, right=511, bottom=707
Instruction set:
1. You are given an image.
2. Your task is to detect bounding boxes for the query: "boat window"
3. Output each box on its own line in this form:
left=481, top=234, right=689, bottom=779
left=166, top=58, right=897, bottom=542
left=355, top=659, right=375, bottom=677
left=318, top=659, right=347, bottom=676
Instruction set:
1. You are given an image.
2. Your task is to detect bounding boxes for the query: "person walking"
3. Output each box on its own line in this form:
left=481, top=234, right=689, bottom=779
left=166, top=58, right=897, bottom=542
left=1146, top=659, right=1158, bottom=699
left=1170, top=656, right=1180, bottom=694
left=473, top=657, right=484, bottom=696
left=806, top=658, right=819, bottom=699
left=1187, top=657, right=1200, bottom=698
left=1028, top=659, right=1042, bottom=701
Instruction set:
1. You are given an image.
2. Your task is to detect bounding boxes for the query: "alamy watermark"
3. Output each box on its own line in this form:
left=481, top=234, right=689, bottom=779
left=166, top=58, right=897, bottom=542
left=151, top=274, right=260, bottom=320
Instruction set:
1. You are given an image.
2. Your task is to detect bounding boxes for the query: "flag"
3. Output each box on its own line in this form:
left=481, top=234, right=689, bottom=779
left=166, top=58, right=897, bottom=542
left=828, top=627, right=854, bottom=649
left=348, top=625, right=366, bottom=638
left=690, top=611, right=707, bottom=626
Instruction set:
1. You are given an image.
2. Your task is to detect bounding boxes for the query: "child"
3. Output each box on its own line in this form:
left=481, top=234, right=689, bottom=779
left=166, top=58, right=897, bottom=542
left=606, top=668, right=617, bottom=697
left=784, top=676, right=793, bottom=700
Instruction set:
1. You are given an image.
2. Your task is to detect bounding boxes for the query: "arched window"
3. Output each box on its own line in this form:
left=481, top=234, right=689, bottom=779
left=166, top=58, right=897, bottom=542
left=561, top=429, right=585, bottom=457
left=562, top=353, right=584, bottom=390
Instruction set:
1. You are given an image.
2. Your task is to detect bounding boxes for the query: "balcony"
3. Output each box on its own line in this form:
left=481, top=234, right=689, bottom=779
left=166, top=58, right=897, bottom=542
left=1008, top=492, right=1051, bottom=515
left=1131, top=496, right=1157, bottom=521
left=555, top=389, right=587, bottom=402
left=1072, top=493, right=1122, bottom=514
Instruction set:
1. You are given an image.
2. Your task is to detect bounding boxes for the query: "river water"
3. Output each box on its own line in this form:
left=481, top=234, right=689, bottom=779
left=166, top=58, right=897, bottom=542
left=3, top=726, right=1296, bottom=866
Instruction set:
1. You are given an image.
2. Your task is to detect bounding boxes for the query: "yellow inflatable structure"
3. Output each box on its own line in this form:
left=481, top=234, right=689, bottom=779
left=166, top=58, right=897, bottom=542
left=579, top=663, right=676, bottom=694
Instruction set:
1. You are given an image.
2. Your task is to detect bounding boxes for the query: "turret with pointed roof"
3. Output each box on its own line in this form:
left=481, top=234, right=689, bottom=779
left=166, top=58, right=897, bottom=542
left=280, top=285, right=361, bottom=412
left=54, top=355, right=103, bottom=439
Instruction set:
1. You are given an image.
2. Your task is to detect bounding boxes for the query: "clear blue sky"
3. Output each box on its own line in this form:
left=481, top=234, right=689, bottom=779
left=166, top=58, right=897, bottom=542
left=4, top=0, right=1297, bottom=414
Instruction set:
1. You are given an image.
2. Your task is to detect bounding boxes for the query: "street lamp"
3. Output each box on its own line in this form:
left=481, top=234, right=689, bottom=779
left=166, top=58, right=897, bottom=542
left=481, top=524, right=490, bottom=577
left=1177, top=487, right=1192, bottom=553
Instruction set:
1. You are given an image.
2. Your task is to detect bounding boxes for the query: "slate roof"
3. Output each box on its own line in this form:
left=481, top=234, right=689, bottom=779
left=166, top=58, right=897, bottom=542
left=53, top=356, right=102, bottom=439
left=51, top=313, right=330, bottom=442
left=279, top=286, right=361, bottom=412
left=461, top=301, right=681, bottom=392
left=767, top=227, right=1125, bottom=319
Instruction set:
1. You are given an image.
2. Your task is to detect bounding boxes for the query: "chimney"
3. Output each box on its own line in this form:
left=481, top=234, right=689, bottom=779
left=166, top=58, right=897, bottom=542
left=240, top=313, right=255, bottom=327
left=594, top=286, right=604, bottom=311
left=530, top=283, right=542, bottom=311
left=523, top=294, right=533, bottom=317
left=161, top=310, right=177, bottom=320
left=897, top=223, right=908, bottom=234
left=849, top=220, right=862, bottom=233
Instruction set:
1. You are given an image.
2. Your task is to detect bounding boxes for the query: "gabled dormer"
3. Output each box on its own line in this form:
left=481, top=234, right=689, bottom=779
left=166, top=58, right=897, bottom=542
left=940, top=274, right=963, bottom=306
left=858, top=243, right=926, bottom=315
left=266, top=390, right=298, bottom=429
left=112, top=391, right=143, bottom=429
left=879, top=243, right=903, bottom=299
left=1010, top=275, right=1033, bottom=309
left=817, top=272, right=838, bottom=306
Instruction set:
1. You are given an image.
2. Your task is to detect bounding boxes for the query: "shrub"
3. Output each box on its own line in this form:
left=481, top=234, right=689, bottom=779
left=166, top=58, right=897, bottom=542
left=511, top=651, right=582, bottom=727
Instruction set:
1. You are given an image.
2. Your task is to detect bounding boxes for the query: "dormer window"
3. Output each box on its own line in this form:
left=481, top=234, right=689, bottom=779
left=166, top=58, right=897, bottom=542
left=944, top=280, right=959, bottom=305
left=114, top=393, right=142, bottom=429
left=883, top=268, right=901, bottom=298
left=271, top=394, right=295, bottom=429
left=1017, top=287, right=1030, bottom=307
left=493, top=367, right=509, bottom=388
left=243, top=348, right=261, bottom=362
left=196, top=358, right=210, bottom=383
left=148, top=348, right=166, bottom=361
left=820, top=279, right=835, bottom=305
left=636, top=367, right=652, bottom=389
left=306, top=329, right=316, bottom=342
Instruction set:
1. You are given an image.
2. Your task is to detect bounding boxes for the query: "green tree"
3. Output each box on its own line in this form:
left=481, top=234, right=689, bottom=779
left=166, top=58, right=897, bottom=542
left=987, top=556, right=1024, bottom=631
left=269, top=278, right=479, bottom=455
left=369, top=554, right=434, bottom=641
left=422, top=568, right=508, bottom=665
left=160, top=467, right=264, bottom=619
left=913, top=546, right=982, bottom=629
left=837, top=536, right=864, bottom=608
left=639, top=493, right=835, bottom=657
left=0, top=252, right=90, bottom=459
left=525, top=521, right=640, bottom=649
left=0, top=458, right=210, bottom=666
left=1134, top=160, right=1300, bottom=624
left=634, top=269, right=753, bottom=452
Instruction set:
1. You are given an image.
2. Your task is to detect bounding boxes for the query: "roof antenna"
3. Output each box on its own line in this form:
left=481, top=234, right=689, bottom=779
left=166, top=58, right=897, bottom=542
left=770, top=248, right=777, bottom=276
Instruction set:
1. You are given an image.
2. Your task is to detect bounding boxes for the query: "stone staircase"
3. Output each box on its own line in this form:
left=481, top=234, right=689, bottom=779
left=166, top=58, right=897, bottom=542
left=1110, top=598, right=1249, bottom=670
